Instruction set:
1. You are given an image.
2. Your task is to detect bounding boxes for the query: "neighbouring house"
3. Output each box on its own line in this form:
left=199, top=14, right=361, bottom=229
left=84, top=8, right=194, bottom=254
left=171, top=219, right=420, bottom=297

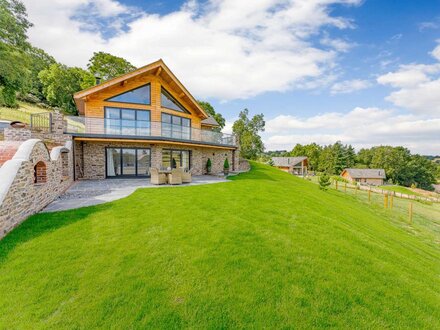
left=341, top=168, right=386, bottom=186
left=272, top=157, right=308, bottom=176
left=70, top=59, right=238, bottom=179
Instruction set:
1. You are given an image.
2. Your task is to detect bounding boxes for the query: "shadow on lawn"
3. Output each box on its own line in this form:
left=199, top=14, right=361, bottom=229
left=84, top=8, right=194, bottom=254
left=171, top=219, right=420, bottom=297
left=0, top=204, right=110, bottom=264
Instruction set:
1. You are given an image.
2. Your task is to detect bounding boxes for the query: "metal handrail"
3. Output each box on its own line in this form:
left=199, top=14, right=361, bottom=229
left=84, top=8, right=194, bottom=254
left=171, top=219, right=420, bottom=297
left=64, top=116, right=236, bottom=147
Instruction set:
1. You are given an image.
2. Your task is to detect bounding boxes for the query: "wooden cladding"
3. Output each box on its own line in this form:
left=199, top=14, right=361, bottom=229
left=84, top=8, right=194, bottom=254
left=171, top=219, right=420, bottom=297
left=84, top=75, right=201, bottom=129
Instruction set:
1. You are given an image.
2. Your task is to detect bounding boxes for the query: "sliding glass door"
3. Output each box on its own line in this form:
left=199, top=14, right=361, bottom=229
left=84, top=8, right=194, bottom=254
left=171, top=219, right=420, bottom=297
left=162, top=149, right=191, bottom=170
left=106, top=148, right=151, bottom=177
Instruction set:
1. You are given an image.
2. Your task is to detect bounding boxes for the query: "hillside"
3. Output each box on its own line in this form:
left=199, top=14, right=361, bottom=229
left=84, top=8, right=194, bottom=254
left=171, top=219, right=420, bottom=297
left=0, top=163, right=439, bottom=328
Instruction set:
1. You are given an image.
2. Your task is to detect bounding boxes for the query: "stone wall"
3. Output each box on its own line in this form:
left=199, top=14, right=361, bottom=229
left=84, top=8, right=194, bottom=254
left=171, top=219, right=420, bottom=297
left=74, top=140, right=236, bottom=179
left=0, top=139, right=73, bottom=239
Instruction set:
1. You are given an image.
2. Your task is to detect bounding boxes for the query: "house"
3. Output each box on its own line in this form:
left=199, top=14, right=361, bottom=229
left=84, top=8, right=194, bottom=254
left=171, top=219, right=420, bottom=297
left=341, top=168, right=386, bottom=186
left=70, top=59, right=238, bottom=179
left=272, top=157, right=308, bottom=176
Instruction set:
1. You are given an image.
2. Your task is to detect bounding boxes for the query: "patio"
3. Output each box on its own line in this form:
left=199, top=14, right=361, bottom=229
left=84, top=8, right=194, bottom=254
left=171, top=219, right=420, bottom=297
left=42, top=175, right=228, bottom=212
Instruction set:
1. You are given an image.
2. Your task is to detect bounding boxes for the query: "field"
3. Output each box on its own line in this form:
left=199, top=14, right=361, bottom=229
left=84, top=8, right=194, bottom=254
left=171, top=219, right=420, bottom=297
left=0, top=163, right=439, bottom=328
left=0, top=102, right=49, bottom=123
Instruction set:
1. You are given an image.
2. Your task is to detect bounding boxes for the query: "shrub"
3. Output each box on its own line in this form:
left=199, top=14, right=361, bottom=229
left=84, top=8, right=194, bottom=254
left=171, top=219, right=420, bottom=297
left=206, top=158, right=212, bottom=172
left=319, top=173, right=331, bottom=190
left=224, top=158, right=229, bottom=169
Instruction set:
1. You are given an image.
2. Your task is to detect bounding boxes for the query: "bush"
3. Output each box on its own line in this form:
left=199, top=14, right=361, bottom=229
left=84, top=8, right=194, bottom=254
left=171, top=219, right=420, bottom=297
left=331, top=175, right=349, bottom=183
left=319, top=173, right=331, bottom=190
left=206, top=158, right=212, bottom=172
left=224, top=158, right=229, bottom=169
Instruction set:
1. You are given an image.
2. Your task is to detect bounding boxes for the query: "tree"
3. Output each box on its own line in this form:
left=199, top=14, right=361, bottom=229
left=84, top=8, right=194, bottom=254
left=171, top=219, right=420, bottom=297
left=232, top=108, right=265, bottom=160
left=319, top=173, right=331, bottom=190
left=0, top=42, right=29, bottom=106
left=198, top=100, right=225, bottom=130
left=87, top=52, right=136, bottom=81
left=25, top=46, right=56, bottom=100
left=39, top=63, right=95, bottom=114
left=0, top=0, right=33, bottom=106
left=291, top=143, right=322, bottom=172
left=0, top=0, right=32, bottom=49
left=404, top=155, right=437, bottom=190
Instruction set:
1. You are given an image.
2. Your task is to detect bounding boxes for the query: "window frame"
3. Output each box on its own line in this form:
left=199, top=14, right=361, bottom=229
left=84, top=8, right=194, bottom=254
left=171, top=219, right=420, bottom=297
left=161, top=113, right=191, bottom=140
left=105, top=147, right=152, bottom=178
left=105, top=83, right=151, bottom=106
left=161, top=149, right=191, bottom=170
left=104, top=106, right=151, bottom=136
left=160, top=87, right=190, bottom=114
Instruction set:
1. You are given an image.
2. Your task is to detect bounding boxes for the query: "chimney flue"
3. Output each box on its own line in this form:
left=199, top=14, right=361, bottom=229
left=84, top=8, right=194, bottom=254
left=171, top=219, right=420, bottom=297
left=95, top=76, right=101, bottom=85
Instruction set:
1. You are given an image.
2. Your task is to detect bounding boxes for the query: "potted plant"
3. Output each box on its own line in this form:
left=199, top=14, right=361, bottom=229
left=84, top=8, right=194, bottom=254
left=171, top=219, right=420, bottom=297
left=206, top=158, right=212, bottom=174
left=223, top=158, right=230, bottom=175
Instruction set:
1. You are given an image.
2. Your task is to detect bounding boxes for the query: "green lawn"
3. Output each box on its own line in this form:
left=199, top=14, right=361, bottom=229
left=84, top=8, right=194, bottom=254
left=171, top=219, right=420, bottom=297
left=1, top=163, right=439, bottom=328
left=0, top=102, right=49, bottom=123
left=379, top=185, right=423, bottom=196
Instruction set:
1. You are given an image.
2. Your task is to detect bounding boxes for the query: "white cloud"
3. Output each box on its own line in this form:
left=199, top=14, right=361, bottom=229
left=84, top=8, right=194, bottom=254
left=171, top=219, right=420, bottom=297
left=264, top=107, right=440, bottom=154
left=377, top=44, right=440, bottom=115
left=22, top=0, right=361, bottom=101
left=330, top=79, right=371, bottom=94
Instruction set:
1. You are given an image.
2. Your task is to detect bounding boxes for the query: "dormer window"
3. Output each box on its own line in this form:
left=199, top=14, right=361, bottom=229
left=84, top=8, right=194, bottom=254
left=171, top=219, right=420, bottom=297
left=106, top=83, right=151, bottom=105
left=161, top=87, right=190, bottom=113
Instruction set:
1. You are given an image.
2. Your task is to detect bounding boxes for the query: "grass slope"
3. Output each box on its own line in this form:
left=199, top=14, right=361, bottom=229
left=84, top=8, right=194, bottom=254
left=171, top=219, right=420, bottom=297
left=0, top=102, right=49, bottom=123
left=379, top=185, right=423, bottom=197
left=0, top=163, right=439, bottom=328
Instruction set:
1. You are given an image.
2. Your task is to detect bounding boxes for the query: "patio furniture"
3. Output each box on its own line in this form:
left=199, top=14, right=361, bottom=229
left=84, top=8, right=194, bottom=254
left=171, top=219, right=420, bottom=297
left=181, top=168, right=192, bottom=183
left=168, top=168, right=182, bottom=185
left=150, top=168, right=167, bottom=185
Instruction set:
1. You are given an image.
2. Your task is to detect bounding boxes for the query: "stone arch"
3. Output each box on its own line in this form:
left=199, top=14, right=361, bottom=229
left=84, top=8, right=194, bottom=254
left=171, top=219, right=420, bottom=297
left=34, top=161, right=47, bottom=184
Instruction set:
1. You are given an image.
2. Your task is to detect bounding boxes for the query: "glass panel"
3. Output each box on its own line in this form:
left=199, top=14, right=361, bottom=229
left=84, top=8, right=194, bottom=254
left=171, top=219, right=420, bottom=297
left=182, top=151, right=190, bottom=170
left=182, top=126, right=191, bottom=140
left=105, top=108, right=120, bottom=119
left=161, top=113, right=172, bottom=137
left=121, top=119, right=136, bottom=135
left=162, top=150, right=171, bottom=170
left=121, top=109, right=136, bottom=120
left=171, top=151, right=181, bottom=169
left=182, top=118, right=190, bottom=127
left=107, top=148, right=121, bottom=177
left=161, top=87, right=187, bottom=113
left=137, top=149, right=150, bottom=176
left=106, top=84, right=151, bottom=105
left=137, top=111, right=150, bottom=121
left=122, top=149, right=136, bottom=175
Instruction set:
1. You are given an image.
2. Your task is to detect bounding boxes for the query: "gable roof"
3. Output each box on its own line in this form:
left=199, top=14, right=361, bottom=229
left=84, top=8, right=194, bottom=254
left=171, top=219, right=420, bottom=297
left=272, top=157, right=307, bottom=167
left=73, top=59, right=208, bottom=118
left=342, top=168, right=386, bottom=179
left=201, top=116, right=219, bottom=127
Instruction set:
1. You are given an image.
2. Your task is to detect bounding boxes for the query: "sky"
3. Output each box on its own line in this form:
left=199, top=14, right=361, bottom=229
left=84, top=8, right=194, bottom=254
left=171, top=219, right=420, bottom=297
left=22, top=0, right=440, bottom=154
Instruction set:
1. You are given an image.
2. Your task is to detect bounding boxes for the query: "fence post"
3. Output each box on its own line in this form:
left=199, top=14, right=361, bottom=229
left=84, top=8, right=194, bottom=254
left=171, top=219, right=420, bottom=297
left=384, top=194, right=388, bottom=209
left=335, top=181, right=338, bottom=190
left=368, top=189, right=371, bottom=202
left=344, top=183, right=347, bottom=192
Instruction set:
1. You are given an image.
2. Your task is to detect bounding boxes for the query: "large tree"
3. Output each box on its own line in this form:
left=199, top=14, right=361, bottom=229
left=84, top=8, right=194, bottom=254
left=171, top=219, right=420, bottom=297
left=87, top=52, right=136, bottom=81
left=0, top=0, right=32, bottom=106
left=0, top=0, right=32, bottom=49
left=232, top=108, right=265, bottom=160
left=198, top=100, right=225, bottom=130
left=290, top=143, right=322, bottom=171
left=39, top=64, right=95, bottom=114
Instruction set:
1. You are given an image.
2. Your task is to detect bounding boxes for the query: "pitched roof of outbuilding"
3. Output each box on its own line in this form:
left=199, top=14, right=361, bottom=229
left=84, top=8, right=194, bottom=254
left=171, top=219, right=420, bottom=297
left=272, top=157, right=307, bottom=167
left=201, top=116, right=219, bottom=127
left=342, top=168, right=386, bottom=179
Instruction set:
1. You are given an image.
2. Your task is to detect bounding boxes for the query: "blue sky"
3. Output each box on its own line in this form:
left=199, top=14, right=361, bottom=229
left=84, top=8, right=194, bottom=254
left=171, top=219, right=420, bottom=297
left=22, top=0, right=440, bottom=154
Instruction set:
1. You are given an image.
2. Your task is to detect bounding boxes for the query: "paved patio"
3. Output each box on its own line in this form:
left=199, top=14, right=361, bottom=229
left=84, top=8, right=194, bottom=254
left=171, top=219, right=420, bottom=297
left=42, top=175, right=228, bottom=212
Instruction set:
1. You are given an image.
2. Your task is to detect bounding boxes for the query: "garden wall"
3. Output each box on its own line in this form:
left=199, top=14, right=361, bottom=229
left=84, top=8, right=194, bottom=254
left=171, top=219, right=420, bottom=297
left=0, top=139, right=73, bottom=239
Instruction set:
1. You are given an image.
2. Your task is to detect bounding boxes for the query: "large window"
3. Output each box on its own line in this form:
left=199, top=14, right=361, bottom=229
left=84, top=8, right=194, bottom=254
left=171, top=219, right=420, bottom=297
left=105, top=107, right=150, bottom=136
left=106, top=148, right=151, bottom=177
left=161, top=113, right=191, bottom=140
left=162, top=149, right=190, bottom=170
left=161, top=87, right=189, bottom=113
left=105, top=84, right=151, bottom=105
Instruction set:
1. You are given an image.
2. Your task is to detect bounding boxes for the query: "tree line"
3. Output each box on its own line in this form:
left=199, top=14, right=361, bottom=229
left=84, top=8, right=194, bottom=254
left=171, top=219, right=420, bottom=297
left=264, top=142, right=439, bottom=190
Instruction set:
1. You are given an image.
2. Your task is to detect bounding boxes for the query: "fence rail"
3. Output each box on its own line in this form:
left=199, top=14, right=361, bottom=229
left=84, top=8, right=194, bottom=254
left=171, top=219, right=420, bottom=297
left=30, top=112, right=52, bottom=132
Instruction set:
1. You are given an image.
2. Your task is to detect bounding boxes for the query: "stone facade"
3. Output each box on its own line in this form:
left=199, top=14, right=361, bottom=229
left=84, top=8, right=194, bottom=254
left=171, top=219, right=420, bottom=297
left=0, top=139, right=73, bottom=238
left=74, top=140, right=237, bottom=180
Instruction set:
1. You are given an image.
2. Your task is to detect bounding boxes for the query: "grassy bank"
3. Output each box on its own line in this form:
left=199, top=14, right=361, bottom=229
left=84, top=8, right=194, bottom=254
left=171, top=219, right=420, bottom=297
left=0, top=163, right=439, bottom=328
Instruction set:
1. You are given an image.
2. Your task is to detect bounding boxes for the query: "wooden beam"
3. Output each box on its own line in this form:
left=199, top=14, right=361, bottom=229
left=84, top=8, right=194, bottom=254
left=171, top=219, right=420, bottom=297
left=120, top=80, right=127, bottom=86
left=179, top=92, right=185, bottom=98
left=155, top=67, right=162, bottom=76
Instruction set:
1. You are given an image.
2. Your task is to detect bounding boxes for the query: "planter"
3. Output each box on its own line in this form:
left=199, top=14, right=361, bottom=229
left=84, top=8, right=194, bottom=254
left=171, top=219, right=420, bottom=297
left=223, top=168, right=229, bottom=175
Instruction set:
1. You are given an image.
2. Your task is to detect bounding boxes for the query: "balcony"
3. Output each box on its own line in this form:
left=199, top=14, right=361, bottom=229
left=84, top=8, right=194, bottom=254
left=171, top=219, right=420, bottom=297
left=64, top=116, right=237, bottom=147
